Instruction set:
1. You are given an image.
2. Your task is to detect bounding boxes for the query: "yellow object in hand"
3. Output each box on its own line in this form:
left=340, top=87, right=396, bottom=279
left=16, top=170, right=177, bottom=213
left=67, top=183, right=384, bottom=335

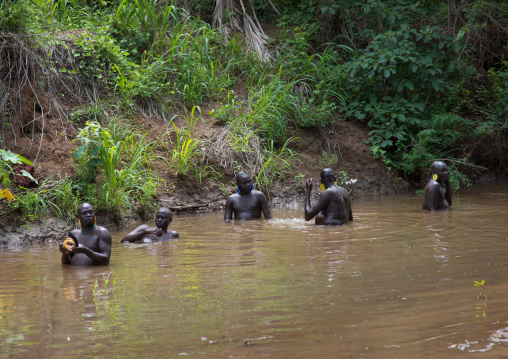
left=63, top=238, right=77, bottom=251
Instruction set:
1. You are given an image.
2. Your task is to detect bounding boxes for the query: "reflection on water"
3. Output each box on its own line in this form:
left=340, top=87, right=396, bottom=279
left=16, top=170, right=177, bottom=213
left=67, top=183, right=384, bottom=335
left=1, top=182, right=508, bottom=358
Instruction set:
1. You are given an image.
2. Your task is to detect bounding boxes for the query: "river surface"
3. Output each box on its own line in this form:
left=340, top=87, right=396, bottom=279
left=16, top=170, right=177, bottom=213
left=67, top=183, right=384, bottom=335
left=1, top=182, right=508, bottom=358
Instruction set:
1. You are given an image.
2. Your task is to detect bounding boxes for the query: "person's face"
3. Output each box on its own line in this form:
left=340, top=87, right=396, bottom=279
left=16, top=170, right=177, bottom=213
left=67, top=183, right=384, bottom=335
left=155, top=210, right=171, bottom=228
left=435, top=164, right=449, bottom=182
left=237, top=175, right=253, bottom=194
left=77, top=204, right=95, bottom=226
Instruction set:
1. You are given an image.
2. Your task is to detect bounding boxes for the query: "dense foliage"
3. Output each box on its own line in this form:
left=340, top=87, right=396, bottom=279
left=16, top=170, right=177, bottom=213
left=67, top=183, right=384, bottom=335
left=0, top=0, right=507, bottom=221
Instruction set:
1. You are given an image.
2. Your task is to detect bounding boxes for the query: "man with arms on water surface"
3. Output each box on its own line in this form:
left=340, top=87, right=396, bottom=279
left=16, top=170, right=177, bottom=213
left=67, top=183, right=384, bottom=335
left=224, top=172, right=272, bottom=221
left=121, top=207, right=179, bottom=243
left=59, top=203, right=112, bottom=266
left=422, top=161, right=452, bottom=211
left=305, top=168, right=353, bottom=225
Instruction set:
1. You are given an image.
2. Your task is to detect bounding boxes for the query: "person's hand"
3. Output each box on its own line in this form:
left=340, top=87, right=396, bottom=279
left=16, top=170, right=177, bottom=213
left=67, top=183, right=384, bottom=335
left=72, top=244, right=86, bottom=254
left=59, top=243, right=69, bottom=254
left=306, top=178, right=313, bottom=192
left=151, top=228, right=163, bottom=237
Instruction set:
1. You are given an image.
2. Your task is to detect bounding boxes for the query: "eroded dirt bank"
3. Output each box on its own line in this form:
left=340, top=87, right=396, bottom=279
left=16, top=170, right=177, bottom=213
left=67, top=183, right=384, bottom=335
left=1, top=86, right=505, bottom=246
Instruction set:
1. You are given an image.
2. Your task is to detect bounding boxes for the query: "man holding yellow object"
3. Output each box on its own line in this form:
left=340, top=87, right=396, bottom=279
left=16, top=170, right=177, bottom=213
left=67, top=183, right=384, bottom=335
left=59, top=203, right=112, bottom=266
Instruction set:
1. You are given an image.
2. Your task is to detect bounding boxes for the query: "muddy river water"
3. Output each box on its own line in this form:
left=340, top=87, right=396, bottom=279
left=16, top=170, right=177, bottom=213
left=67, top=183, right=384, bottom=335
left=1, top=182, right=508, bottom=358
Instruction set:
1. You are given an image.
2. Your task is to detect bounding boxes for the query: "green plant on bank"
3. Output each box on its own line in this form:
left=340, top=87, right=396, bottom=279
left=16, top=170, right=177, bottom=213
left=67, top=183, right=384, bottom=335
left=69, top=104, right=104, bottom=127
left=50, top=0, right=78, bottom=25
left=241, top=74, right=339, bottom=144
left=73, top=121, right=159, bottom=215
left=166, top=106, right=206, bottom=177
left=256, top=137, right=300, bottom=192
left=15, top=177, right=62, bottom=221
left=51, top=178, right=80, bottom=220
left=0, top=150, right=37, bottom=187
left=488, top=59, right=508, bottom=123
left=336, top=170, right=350, bottom=187
left=318, top=150, right=338, bottom=169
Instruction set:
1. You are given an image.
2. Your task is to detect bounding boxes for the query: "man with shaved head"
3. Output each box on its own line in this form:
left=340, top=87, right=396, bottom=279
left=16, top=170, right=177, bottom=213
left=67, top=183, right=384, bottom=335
left=422, top=161, right=452, bottom=211
left=224, top=172, right=272, bottom=221
left=59, top=203, right=112, bottom=266
left=121, top=207, right=179, bottom=243
left=304, top=168, right=353, bottom=225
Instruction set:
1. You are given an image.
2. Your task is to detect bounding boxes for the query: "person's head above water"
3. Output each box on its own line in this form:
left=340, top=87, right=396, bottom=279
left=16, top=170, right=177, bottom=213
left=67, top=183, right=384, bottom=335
left=76, top=202, right=95, bottom=228
left=236, top=171, right=253, bottom=195
left=430, top=161, right=449, bottom=183
left=155, top=207, right=173, bottom=230
left=320, top=168, right=336, bottom=187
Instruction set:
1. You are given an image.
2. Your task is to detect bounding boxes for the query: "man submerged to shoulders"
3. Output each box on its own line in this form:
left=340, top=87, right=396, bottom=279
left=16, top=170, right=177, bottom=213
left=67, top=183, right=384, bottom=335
left=59, top=203, right=112, bottom=266
left=121, top=207, right=179, bottom=243
left=224, top=171, right=272, bottom=221
left=304, top=168, right=353, bottom=225
left=422, top=161, right=452, bottom=211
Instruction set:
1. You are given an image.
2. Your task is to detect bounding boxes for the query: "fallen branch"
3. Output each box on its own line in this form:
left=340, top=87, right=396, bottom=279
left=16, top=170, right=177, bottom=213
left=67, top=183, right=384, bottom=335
left=160, top=198, right=224, bottom=211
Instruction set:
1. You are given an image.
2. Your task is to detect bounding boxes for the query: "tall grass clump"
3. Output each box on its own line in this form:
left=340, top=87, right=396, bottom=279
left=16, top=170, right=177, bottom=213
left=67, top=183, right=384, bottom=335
left=163, top=106, right=206, bottom=177
left=73, top=121, right=160, bottom=215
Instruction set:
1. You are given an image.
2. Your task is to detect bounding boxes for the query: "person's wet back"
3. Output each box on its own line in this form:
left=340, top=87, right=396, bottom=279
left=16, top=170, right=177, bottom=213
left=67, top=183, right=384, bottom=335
left=59, top=203, right=112, bottom=266
left=121, top=207, right=179, bottom=243
left=422, top=161, right=452, bottom=211
left=304, top=168, right=353, bottom=225
left=224, top=172, right=272, bottom=221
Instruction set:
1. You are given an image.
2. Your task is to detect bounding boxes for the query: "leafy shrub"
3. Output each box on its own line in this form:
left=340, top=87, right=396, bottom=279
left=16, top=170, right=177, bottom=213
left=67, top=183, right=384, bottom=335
left=342, top=24, right=469, bottom=169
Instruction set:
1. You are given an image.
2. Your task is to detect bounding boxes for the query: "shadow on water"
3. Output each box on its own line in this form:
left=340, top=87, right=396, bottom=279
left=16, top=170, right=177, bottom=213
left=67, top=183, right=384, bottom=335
left=1, top=181, right=508, bottom=358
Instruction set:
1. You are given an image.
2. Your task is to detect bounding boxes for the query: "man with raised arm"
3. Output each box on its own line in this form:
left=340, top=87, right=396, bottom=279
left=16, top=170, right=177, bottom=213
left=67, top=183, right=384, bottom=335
left=59, top=203, right=112, bottom=266
left=224, top=172, right=272, bottom=221
left=121, top=207, right=179, bottom=243
left=305, top=168, right=353, bottom=225
left=422, top=161, right=452, bottom=211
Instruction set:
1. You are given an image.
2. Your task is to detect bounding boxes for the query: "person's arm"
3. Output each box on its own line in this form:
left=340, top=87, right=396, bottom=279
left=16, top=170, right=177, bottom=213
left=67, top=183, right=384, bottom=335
left=348, top=199, right=353, bottom=221
left=60, top=244, right=73, bottom=264
left=259, top=193, right=272, bottom=219
left=444, top=177, right=452, bottom=207
left=72, top=228, right=112, bottom=265
left=121, top=225, right=162, bottom=243
left=224, top=196, right=233, bottom=221
left=304, top=179, right=330, bottom=221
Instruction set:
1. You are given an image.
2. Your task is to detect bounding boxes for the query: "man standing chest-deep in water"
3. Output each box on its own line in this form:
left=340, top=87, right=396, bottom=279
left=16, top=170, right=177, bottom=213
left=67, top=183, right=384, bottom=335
left=59, top=203, right=112, bottom=266
left=422, top=161, right=452, bottom=211
left=224, top=172, right=272, bottom=221
left=121, top=207, right=179, bottom=243
left=305, top=168, right=353, bottom=225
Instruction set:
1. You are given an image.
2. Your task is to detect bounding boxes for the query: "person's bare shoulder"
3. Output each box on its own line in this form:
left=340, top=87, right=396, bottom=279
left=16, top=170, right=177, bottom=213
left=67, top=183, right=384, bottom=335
left=96, top=226, right=112, bottom=242
left=252, top=190, right=268, bottom=198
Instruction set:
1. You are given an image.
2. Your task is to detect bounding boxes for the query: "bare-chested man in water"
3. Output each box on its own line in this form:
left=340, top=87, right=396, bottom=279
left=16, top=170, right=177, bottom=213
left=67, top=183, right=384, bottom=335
left=59, top=203, right=112, bottom=266
left=224, top=172, right=272, bottom=221
left=422, top=161, right=452, bottom=211
left=121, top=207, right=179, bottom=243
left=305, top=168, right=353, bottom=225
